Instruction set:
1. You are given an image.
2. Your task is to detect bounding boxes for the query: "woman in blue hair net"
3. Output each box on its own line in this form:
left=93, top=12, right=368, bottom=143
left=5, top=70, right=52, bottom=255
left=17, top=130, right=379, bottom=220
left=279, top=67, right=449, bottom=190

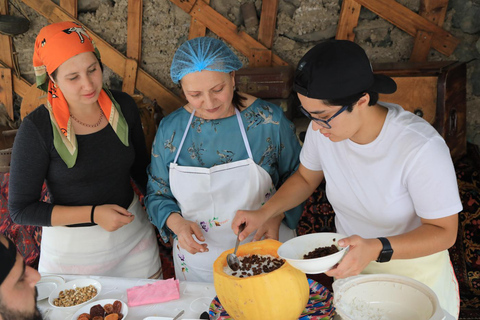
left=145, top=37, right=302, bottom=282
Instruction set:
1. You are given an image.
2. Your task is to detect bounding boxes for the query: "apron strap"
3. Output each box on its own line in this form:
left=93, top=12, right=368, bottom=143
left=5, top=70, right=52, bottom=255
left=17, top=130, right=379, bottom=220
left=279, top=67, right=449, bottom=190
left=235, top=108, right=253, bottom=159
left=173, top=108, right=253, bottom=164
left=174, top=109, right=196, bottom=164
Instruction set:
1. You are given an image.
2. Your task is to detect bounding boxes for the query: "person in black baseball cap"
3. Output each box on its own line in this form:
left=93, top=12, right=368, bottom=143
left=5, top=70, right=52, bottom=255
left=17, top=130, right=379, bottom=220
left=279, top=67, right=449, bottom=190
left=0, top=234, right=42, bottom=320
left=233, top=40, right=461, bottom=318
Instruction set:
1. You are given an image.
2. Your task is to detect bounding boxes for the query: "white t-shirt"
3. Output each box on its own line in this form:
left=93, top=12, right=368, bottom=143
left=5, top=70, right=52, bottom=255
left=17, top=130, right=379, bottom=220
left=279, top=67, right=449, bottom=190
left=300, top=102, right=463, bottom=238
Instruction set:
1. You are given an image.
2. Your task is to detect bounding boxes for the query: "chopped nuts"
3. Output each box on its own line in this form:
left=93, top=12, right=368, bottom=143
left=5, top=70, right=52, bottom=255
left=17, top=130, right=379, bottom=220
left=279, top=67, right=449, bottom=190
left=53, top=284, right=98, bottom=307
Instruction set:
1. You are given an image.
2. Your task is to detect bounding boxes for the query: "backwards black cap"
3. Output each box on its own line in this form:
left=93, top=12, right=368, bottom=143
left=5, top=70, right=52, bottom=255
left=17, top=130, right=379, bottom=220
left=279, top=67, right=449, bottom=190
left=293, top=40, right=397, bottom=100
left=0, top=235, right=17, bottom=285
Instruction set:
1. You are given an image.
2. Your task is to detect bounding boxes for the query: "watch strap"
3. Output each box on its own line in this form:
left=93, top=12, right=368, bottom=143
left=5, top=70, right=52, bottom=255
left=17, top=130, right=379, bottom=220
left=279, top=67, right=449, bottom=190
left=376, top=237, right=394, bottom=263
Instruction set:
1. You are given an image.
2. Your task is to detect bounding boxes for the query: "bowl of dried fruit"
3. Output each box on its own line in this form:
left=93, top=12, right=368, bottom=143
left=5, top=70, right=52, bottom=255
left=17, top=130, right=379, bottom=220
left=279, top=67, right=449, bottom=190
left=48, top=278, right=102, bottom=310
left=277, top=232, right=349, bottom=274
left=72, top=299, right=128, bottom=320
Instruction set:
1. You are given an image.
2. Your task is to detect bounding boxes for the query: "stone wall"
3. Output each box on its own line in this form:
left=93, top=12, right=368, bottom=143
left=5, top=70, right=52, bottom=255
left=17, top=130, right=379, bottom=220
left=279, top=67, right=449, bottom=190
left=6, top=0, right=480, bottom=142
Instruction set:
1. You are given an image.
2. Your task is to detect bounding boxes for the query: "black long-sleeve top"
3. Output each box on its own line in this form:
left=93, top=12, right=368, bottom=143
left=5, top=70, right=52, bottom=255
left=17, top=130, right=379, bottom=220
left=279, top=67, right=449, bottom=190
left=8, top=90, right=149, bottom=227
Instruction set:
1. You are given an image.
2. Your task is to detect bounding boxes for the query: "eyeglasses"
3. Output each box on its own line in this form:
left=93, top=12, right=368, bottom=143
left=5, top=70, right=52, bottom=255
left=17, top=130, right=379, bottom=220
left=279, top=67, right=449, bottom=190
left=298, top=105, right=349, bottom=129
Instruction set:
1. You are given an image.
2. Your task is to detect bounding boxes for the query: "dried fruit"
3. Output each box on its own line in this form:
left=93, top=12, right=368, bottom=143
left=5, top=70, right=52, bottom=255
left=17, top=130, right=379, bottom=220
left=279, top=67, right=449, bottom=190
left=90, top=304, right=105, bottom=318
left=103, top=303, right=114, bottom=314
left=112, top=300, right=122, bottom=314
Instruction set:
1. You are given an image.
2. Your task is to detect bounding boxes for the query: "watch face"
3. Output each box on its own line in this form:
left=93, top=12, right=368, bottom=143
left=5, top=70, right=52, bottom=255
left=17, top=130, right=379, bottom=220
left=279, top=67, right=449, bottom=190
left=377, top=249, right=394, bottom=263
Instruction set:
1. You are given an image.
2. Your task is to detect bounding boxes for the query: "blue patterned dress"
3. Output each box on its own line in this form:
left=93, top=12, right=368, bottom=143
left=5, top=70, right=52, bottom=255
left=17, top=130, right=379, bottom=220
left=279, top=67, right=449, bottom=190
left=145, top=99, right=303, bottom=242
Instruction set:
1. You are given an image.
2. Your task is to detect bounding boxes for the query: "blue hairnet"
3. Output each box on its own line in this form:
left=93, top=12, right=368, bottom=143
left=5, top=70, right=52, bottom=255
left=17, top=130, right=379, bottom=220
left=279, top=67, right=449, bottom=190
left=170, top=37, right=243, bottom=84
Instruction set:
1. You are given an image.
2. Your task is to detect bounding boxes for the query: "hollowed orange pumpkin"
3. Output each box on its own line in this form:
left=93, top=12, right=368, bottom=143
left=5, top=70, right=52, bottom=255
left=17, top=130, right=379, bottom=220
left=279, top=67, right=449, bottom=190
left=213, top=239, right=309, bottom=320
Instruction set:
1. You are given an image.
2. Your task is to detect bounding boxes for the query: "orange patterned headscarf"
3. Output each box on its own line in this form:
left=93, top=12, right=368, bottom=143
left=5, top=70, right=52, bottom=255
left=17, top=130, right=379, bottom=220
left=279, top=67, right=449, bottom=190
left=33, top=21, right=128, bottom=168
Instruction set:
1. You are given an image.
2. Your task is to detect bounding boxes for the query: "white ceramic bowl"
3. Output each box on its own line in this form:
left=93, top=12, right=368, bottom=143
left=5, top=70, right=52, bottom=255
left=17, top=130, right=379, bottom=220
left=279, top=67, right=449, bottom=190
left=48, top=278, right=102, bottom=310
left=332, top=274, right=446, bottom=320
left=36, top=275, right=65, bottom=301
left=277, top=232, right=348, bottom=274
left=71, top=298, right=128, bottom=320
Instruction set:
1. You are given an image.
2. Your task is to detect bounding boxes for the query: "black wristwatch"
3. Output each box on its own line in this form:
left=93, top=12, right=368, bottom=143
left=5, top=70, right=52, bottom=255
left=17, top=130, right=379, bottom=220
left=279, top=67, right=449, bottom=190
left=376, top=237, right=394, bottom=263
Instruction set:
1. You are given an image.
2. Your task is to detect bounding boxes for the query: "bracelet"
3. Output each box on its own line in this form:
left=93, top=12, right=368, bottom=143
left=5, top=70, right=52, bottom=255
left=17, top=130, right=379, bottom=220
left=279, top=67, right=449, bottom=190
left=91, top=205, right=97, bottom=224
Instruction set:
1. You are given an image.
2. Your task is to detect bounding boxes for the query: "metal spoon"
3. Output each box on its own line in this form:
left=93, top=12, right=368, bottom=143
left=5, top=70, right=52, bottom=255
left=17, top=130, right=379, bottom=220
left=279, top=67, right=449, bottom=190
left=172, top=309, right=184, bottom=320
left=227, top=223, right=245, bottom=271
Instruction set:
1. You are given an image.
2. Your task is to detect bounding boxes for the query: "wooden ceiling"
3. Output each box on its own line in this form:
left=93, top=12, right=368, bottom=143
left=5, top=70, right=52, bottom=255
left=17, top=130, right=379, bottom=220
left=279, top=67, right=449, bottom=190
left=0, top=0, right=459, bottom=122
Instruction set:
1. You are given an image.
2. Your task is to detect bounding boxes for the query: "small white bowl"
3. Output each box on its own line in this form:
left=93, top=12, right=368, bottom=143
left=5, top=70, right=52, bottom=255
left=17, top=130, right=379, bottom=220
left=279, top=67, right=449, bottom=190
left=277, top=232, right=348, bottom=274
left=36, top=275, right=65, bottom=301
left=48, top=278, right=102, bottom=310
left=72, top=299, right=128, bottom=320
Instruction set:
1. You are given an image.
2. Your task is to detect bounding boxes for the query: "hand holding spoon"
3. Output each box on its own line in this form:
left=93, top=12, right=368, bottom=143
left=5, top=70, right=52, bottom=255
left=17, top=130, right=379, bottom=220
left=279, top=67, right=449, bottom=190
left=227, top=223, right=245, bottom=271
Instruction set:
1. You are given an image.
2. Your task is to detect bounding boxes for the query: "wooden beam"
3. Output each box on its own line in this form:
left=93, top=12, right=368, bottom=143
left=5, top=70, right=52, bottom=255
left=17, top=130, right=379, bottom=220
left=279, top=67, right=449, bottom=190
left=336, top=0, right=361, bottom=40
left=170, top=0, right=288, bottom=66
left=122, top=58, right=138, bottom=95
left=126, top=0, right=142, bottom=61
left=10, top=71, right=31, bottom=98
left=419, top=0, right=448, bottom=27
left=188, top=0, right=210, bottom=39
left=410, top=30, right=433, bottom=62
left=20, top=0, right=185, bottom=115
left=258, top=0, right=279, bottom=49
left=59, top=0, right=77, bottom=18
left=410, top=0, right=449, bottom=61
left=0, top=66, right=13, bottom=120
left=0, top=0, right=15, bottom=119
left=0, top=0, right=14, bottom=69
left=124, top=0, right=142, bottom=95
left=354, top=0, right=459, bottom=56
left=250, top=48, right=272, bottom=67
left=19, top=83, right=47, bottom=120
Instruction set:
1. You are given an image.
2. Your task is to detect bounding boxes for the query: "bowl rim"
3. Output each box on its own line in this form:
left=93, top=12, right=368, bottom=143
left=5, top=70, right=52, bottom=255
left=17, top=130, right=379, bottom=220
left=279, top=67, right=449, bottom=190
left=277, top=232, right=349, bottom=262
left=47, top=278, right=102, bottom=309
left=332, top=274, right=445, bottom=320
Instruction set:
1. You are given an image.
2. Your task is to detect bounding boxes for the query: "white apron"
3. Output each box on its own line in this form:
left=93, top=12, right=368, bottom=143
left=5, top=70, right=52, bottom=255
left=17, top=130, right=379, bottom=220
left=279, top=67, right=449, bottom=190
left=170, top=109, right=295, bottom=283
left=39, top=193, right=161, bottom=278
left=362, top=250, right=459, bottom=319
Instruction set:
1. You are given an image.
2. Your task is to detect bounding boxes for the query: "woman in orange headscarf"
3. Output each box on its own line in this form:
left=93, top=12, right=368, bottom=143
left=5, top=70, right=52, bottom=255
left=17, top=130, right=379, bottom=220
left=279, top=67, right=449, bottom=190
left=8, top=21, right=162, bottom=278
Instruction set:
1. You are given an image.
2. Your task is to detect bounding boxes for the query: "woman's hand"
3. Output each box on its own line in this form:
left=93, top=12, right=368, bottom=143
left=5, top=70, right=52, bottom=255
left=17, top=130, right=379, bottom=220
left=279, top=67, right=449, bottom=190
left=167, top=213, right=209, bottom=254
left=94, top=204, right=135, bottom=232
left=325, top=235, right=381, bottom=279
left=232, top=208, right=273, bottom=242
left=252, top=213, right=285, bottom=241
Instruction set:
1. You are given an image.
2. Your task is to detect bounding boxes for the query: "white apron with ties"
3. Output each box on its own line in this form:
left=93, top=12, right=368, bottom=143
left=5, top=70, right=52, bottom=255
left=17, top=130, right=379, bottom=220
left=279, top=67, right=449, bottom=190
left=170, top=109, right=295, bottom=283
left=39, top=193, right=161, bottom=278
left=362, top=250, right=460, bottom=318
